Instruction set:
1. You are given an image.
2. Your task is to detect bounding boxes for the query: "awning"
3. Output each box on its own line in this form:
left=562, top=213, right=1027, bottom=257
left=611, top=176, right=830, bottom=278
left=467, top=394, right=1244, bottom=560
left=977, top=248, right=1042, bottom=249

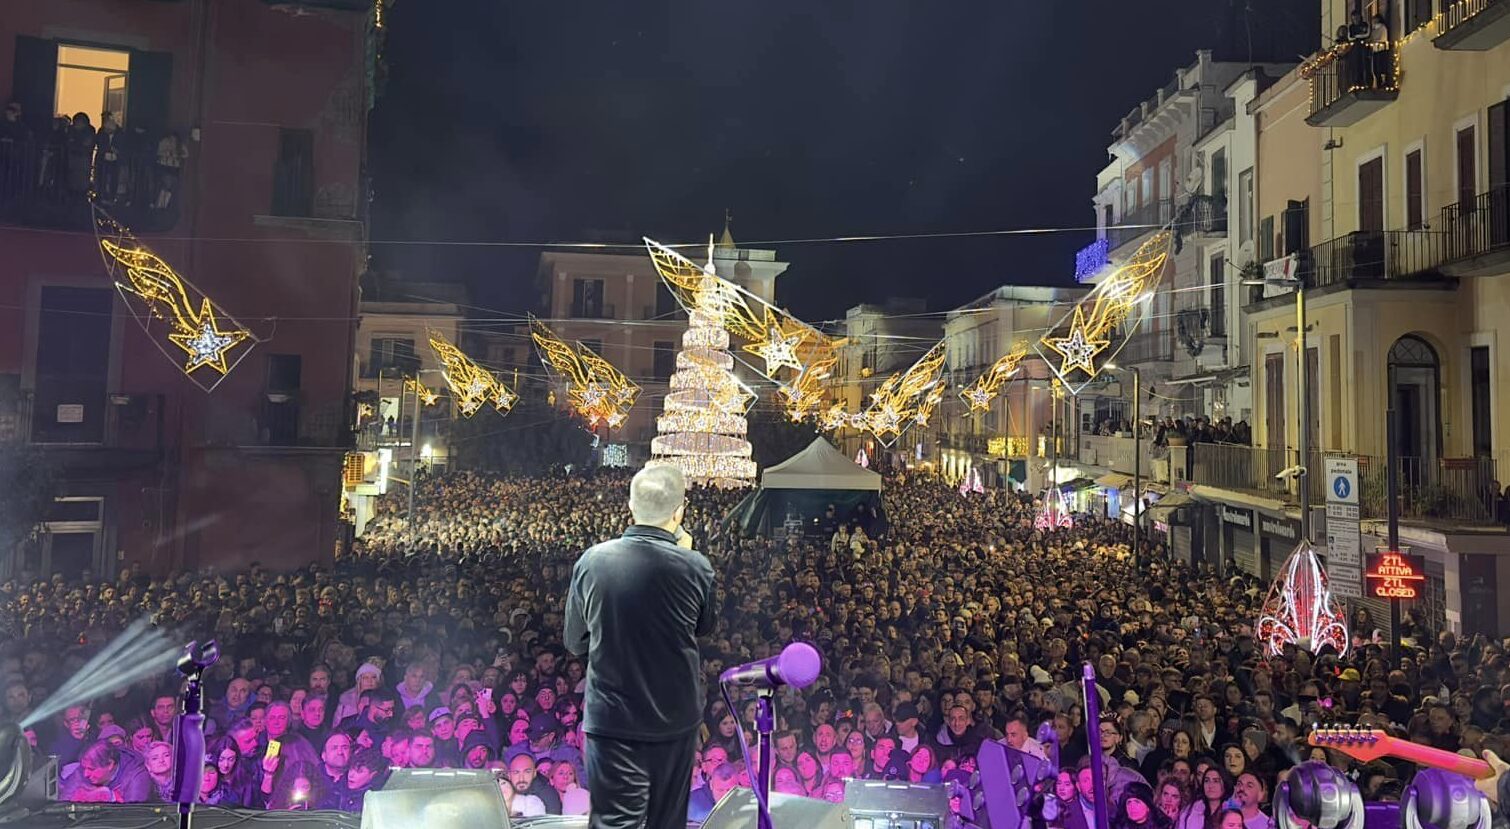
left=1058, top=476, right=1097, bottom=491
left=1095, top=473, right=1133, bottom=489
left=1136, top=482, right=1168, bottom=496
left=1145, top=491, right=1196, bottom=516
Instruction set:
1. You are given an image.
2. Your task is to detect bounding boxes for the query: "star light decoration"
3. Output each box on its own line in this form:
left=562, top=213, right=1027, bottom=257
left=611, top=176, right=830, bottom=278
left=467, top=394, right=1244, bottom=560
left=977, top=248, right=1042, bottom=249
left=1037, top=230, right=1172, bottom=393
left=1256, top=540, right=1350, bottom=657
left=959, top=343, right=1030, bottom=414
left=529, top=317, right=640, bottom=429
left=94, top=208, right=256, bottom=391
left=644, top=236, right=840, bottom=423
left=861, top=341, right=948, bottom=446
left=404, top=377, right=440, bottom=407
left=427, top=332, right=517, bottom=419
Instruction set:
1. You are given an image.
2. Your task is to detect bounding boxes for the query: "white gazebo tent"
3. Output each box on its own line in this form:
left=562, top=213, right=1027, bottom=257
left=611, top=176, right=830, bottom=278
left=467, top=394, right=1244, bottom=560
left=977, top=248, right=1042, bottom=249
left=728, top=438, right=883, bottom=537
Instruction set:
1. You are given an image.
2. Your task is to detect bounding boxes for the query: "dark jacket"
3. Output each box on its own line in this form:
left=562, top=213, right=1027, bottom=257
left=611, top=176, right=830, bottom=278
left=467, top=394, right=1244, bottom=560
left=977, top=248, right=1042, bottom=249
left=565, top=524, right=716, bottom=740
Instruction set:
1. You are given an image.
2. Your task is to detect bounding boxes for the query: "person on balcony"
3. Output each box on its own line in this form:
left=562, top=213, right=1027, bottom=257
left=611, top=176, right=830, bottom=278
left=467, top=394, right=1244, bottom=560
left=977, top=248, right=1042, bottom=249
left=94, top=112, right=123, bottom=203
left=64, top=113, right=96, bottom=197
left=155, top=132, right=189, bottom=209
left=1367, top=15, right=1391, bottom=89
left=0, top=101, right=30, bottom=188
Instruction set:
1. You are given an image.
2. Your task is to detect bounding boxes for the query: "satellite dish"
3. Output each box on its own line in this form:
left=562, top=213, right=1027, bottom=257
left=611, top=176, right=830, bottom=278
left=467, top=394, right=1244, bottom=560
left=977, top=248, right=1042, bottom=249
left=1184, top=165, right=1205, bottom=195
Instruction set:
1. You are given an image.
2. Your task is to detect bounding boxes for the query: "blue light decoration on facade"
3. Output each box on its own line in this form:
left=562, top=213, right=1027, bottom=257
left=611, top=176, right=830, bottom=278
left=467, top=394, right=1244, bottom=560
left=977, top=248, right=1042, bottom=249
left=1074, top=238, right=1110, bottom=282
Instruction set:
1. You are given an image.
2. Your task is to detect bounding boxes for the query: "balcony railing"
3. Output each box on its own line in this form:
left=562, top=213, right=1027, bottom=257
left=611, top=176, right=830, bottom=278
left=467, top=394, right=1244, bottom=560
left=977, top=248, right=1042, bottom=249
left=1434, top=0, right=1510, bottom=50
left=1304, top=42, right=1399, bottom=127
left=1178, top=194, right=1228, bottom=236
left=1117, top=328, right=1175, bottom=365
left=11, top=391, right=164, bottom=454
left=1078, top=434, right=1168, bottom=483
left=1298, top=229, right=1447, bottom=288
left=1187, top=443, right=1502, bottom=523
left=1109, top=198, right=1176, bottom=251
left=0, top=135, right=180, bottom=232
left=1441, top=185, right=1510, bottom=276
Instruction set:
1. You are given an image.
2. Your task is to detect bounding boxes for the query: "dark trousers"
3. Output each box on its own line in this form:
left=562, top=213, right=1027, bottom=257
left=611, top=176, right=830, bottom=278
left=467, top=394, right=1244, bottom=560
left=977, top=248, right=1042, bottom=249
left=585, top=730, right=698, bottom=829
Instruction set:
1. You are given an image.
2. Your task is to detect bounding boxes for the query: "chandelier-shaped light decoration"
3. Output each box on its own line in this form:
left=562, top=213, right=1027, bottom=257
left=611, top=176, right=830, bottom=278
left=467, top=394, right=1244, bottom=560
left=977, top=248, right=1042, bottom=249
left=529, top=317, right=639, bottom=429
left=1037, top=230, right=1172, bottom=394
left=862, top=341, right=947, bottom=447
left=855, top=447, right=870, bottom=469
left=960, top=342, right=1029, bottom=413
left=1256, top=540, right=1350, bottom=656
left=644, top=236, right=840, bottom=423
left=428, top=332, right=517, bottom=418
left=94, top=207, right=257, bottom=391
left=647, top=300, right=758, bottom=488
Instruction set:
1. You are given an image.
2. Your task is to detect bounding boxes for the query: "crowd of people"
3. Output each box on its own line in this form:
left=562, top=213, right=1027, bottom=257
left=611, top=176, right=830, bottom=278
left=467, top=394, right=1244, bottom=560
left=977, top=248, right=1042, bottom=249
left=2, top=465, right=1508, bottom=826
left=0, top=100, right=189, bottom=218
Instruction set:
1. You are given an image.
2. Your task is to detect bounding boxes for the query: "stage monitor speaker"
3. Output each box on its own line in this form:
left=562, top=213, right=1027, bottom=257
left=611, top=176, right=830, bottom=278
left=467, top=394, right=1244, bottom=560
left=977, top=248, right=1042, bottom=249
left=361, top=767, right=509, bottom=829
left=701, top=787, right=853, bottom=829
left=844, top=779, right=949, bottom=829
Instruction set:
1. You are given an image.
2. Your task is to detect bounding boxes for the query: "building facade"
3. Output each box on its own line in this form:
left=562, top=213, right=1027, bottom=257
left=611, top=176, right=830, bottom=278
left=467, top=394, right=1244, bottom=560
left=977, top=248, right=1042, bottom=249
left=832, top=298, right=938, bottom=462
left=0, top=0, right=373, bottom=578
left=1188, top=0, right=1510, bottom=637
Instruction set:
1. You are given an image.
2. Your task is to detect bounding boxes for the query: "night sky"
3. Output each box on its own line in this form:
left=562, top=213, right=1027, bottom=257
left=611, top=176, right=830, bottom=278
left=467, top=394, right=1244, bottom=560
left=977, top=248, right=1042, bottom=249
left=368, top=0, right=1317, bottom=323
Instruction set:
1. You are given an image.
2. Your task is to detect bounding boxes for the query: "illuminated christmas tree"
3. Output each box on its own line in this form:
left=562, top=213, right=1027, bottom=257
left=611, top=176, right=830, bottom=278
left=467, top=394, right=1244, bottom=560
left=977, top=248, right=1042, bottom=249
left=648, top=301, right=758, bottom=488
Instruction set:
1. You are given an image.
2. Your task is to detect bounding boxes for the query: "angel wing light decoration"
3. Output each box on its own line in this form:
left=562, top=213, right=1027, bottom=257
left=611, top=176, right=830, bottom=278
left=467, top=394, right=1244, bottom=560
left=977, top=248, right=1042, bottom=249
left=960, top=342, right=1030, bottom=413
left=428, top=331, right=517, bottom=418
left=862, top=341, right=947, bottom=446
left=529, top=317, right=639, bottom=429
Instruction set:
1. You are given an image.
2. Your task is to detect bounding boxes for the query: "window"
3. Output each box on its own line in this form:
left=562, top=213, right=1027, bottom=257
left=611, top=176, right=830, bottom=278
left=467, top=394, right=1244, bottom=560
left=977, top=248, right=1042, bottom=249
left=1259, top=216, right=1275, bottom=263
left=1211, top=148, right=1228, bottom=199
left=32, top=286, right=112, bottom=444
left=1265, top=352, right=1286, bottom=449
left=571, top=279, right=605, bottom=318
left=263, top=355, right=302, bottom=444
left=1306, top=347, right=1320, bottom=454
left=1457, top=124, right=1478, bottom=209
left=54, top=45, right=131, bottom=125
left=1405, top=147, right=1424, bottom=229
left=368, top=338, right=418, bottom=377
left=1209, top=254, right=1226, bottom=337
left=1283, top=200, right=1310, bottom=255
left=272, top=128, right=315, bottom=217
left=1102, top=203, right=1114, bottom=233
left=1141, top=169, right=1154, bottom=207
left=1471, top=345, right=1492, bottom=458
left=654, top=282, right=680, bottom=318
left=1238, top=168, right=1254, bottom=246
left=1158, top=158, right=1172, bottom=204
left=653, top=341, right=676, bottom=381
left=1125, top=180, right=1137, bottom=214
left=1359, top=156, right=1385, bottom=232
left=13, top=38, right=173, bottom=138
left=1490, top=101, right=1509, bottom=192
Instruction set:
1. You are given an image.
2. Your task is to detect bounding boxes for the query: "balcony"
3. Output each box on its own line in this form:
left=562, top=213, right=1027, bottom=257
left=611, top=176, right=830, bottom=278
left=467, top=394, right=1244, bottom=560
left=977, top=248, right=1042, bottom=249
left=1117, top=328, right=1175, bottom=365
left=1304, top=43, right=1399, bottom=127
left=0, top=136, right=180, bottom=233
left=1298, top=229, right=1449, bottom=290
left=568, top=303, right=617, bottom=320
left=10, top=392, right=164, bottom=474
left=1434, top=0, right=1510, bottom=50
left=1178, top=194, right=1227, bottom=237
left=1440, top=185, right=1510, bottom=277
left=1079, top=434, right=1168, bottom=483
left=1187, top=443, right=1502, bottom=524
left=1109, top=198, right=1176, bottom=252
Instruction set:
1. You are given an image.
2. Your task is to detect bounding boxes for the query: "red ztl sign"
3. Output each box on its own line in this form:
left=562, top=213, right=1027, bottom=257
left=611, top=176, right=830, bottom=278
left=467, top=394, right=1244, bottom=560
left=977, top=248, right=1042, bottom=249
left=1365, top=551, right=1426, bottom=600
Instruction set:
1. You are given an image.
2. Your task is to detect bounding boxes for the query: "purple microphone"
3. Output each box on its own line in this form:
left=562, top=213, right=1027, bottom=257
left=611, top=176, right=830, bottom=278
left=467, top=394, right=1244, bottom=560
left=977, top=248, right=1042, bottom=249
left=719, top=642, right=822, bottom=690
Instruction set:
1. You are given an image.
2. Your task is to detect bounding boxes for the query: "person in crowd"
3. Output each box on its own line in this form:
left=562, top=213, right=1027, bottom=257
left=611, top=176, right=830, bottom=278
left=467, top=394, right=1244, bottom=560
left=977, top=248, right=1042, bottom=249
left=60, top=739, right=150, bottom=803
left=144, top=741, right=174, bottom=802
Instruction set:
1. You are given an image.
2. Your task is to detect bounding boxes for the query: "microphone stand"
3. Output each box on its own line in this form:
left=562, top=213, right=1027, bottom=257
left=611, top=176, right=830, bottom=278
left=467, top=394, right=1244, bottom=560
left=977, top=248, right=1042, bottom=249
left=754, top=691, right=775, bottom=829
left=1082, top=663, right=1110, bottom=829
left=173, top=642, right=218, bottom=829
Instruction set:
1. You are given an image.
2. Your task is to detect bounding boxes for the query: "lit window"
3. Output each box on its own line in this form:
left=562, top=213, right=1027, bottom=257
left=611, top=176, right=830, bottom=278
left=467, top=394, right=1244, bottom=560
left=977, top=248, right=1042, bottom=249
left=55, top=45, right=131, bottom=125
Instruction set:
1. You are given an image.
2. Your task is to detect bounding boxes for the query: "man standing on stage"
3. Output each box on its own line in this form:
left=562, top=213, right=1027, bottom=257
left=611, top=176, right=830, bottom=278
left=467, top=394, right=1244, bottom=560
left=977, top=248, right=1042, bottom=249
left=565, top=465, right=717, bottom=829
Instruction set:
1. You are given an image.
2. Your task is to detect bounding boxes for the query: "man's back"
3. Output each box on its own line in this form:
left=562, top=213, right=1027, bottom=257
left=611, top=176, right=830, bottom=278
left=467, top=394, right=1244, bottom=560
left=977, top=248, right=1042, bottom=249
left=565, top=525, right=715, bottom=741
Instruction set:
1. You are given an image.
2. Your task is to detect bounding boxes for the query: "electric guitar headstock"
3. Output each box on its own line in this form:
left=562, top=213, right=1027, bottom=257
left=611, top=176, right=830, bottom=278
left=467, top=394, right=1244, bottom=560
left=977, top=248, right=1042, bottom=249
left=1307, top=726, right=1390, bottom=763
left=1308, top=726, right=1493, bottom=780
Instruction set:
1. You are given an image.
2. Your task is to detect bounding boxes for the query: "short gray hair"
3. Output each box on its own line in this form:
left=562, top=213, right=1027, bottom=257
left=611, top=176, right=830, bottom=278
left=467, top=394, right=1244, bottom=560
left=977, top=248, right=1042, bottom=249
left=629, top=464, right=687, bottom=525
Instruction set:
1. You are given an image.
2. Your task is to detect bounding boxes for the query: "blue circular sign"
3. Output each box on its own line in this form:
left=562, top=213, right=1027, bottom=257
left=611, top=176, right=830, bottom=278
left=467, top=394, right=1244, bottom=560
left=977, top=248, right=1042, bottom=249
left=1332, top=476, right=1351, bottom=499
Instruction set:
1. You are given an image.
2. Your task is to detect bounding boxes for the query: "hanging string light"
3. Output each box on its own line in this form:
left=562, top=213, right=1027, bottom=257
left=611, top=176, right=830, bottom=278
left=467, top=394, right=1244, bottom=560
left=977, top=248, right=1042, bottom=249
left=93, top=206, right=256, bottom=391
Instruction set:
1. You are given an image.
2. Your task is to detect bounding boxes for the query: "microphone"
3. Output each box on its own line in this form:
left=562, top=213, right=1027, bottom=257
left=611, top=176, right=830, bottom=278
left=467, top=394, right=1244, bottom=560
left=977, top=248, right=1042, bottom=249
left=719, top=642, right=822, bottom=689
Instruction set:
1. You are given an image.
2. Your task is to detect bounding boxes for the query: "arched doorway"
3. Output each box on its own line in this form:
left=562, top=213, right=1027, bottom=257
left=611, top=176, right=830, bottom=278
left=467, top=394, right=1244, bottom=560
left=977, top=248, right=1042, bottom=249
left=1388, top=335, right=1442, bottom=468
